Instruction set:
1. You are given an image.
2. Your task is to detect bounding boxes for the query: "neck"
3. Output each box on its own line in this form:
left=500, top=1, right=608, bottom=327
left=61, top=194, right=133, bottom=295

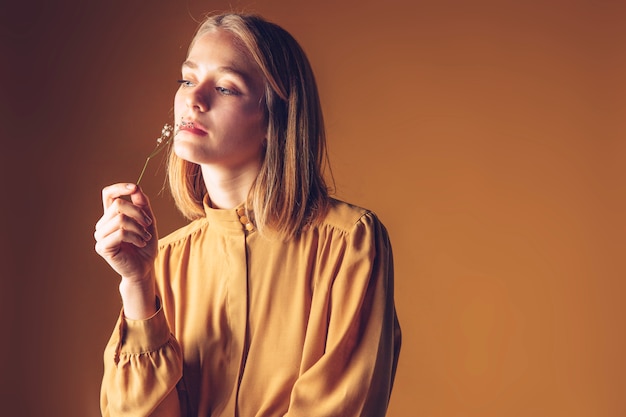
left=200, top=162, right=260, bottom=209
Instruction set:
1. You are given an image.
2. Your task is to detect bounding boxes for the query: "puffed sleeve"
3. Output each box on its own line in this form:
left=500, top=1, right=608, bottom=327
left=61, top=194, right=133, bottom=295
left=100, top=302, right=183, bottom=417
left=287, top=211, right=402, bottom=417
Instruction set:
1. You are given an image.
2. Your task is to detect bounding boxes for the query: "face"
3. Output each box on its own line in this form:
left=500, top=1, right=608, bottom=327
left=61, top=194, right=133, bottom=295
left=173, top=29, right=267, bottom=173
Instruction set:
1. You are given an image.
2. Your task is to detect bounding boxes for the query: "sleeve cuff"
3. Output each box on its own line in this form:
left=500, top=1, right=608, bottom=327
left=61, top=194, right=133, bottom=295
left=119, top=298, right=172, bottom=354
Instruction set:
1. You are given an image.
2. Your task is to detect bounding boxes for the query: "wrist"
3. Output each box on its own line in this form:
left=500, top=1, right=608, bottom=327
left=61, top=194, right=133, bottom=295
left=119, top=275, right=157, bottom=320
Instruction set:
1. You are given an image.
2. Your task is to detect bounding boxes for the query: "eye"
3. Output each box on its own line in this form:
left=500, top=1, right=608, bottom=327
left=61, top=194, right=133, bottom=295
left=177, top=79, right=194, bottom=87
left=216, top=86, right=239, bottom=96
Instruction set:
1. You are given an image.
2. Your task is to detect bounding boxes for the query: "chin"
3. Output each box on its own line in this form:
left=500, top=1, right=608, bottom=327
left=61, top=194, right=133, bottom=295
left=175, top=141, right=219, bottom=167
left=173, top=141, right=203, bottom=164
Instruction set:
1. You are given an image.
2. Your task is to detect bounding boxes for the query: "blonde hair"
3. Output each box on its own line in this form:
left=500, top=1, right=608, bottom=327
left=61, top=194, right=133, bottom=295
left=167, top=13, right=331, bottom=239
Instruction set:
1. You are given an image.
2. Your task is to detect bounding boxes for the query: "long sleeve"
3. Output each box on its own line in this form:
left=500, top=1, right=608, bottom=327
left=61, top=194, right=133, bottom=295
left=99, top=200, right=401, bottom=417
left=285, top=212, right=402, bottom=417
left=100, top=305, right=183, bottom=417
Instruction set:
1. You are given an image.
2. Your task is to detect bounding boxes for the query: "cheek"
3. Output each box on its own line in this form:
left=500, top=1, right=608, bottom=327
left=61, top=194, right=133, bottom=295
left=241, top=104, right=267, bottom=135
left=173, top=92, right=184, bottom=118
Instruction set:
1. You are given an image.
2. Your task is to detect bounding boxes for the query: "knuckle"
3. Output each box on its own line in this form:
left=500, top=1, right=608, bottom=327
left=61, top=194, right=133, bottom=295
left=116, top=212, right=127, bottom=225
left=102, top=185, right=114, bottom=199
left=111, top=198, right=122, bottom=211
left=118, top=227, right=131, bottom=240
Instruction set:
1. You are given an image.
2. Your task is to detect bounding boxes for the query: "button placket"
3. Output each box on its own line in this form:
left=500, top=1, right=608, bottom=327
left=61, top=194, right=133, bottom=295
left=236, top=207, right=255, bottom=232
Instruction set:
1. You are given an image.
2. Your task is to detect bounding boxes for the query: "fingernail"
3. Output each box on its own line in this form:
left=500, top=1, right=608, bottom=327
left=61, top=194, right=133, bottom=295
left=144, top=216, right=152, bottom=225
left=126, top=183, right=135, bottom=190
left=144, top=230, right=152, bottom=240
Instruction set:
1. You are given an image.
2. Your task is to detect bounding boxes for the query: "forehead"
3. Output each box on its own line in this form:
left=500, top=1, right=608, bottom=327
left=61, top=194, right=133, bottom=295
left=185, top=29, right=259, bottom=77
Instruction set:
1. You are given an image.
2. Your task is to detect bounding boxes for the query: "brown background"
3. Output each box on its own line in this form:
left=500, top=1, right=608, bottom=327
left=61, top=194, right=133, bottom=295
left=1, top=0, right=624, bottom=416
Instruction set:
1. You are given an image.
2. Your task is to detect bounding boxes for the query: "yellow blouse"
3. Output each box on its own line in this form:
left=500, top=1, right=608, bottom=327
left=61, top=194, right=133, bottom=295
left=101, top=198, right=401, bottom=417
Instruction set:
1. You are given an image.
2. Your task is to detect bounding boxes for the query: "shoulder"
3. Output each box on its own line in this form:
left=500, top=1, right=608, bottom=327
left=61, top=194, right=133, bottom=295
left=317, top=198, right=387, bottom=237
left=157, top=217, right=207, bottom=250
left=313, top=199, right=394, bottom=285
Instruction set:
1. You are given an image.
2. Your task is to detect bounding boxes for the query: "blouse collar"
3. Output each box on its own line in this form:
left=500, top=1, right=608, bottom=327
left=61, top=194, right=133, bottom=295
left=202, top=194, right=256, bottom=233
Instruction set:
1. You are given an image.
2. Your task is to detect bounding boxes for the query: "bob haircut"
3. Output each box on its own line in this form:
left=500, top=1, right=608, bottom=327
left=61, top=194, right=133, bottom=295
left=167, top=12, right=331, bottom=240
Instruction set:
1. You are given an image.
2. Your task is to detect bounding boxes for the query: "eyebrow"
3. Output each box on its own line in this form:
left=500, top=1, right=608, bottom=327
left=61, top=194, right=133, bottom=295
left=181, top=60, right=248, bottom=80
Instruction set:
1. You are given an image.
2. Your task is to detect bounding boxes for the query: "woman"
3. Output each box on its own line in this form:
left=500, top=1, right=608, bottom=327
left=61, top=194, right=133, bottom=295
left=94, top=12, right=401, bottom=417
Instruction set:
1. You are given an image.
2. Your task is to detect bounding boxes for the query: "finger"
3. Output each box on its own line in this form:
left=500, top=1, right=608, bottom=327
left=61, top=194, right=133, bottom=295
left=128, top=186, right=155, bottom=221
left=94, top=210, right=153, bottom=243
left=95, top=227, right=149, bottom=259
left=102, top=183, right=138, bottom=211
left=97, top=196, right=153, bottom=231
left=111, top=197, right=153, bottom=228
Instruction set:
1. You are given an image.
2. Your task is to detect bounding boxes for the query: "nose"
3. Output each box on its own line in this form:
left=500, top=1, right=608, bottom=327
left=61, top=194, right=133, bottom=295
left=185, top=86, right=209, bottom=112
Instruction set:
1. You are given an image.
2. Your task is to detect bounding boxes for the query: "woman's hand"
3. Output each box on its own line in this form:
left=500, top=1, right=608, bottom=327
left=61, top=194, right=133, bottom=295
left=95, top=183, right=159, bottom=319
left=95, top=183, right=157, bottom=280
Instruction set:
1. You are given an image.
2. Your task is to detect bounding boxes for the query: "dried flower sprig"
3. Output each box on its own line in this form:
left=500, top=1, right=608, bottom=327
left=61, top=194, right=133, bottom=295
left=136, top=123, right=176, bottom=185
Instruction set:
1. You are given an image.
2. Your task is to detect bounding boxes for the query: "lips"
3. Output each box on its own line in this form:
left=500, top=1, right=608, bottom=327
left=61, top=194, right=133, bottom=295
left=179, top=119, right=208, bottom=135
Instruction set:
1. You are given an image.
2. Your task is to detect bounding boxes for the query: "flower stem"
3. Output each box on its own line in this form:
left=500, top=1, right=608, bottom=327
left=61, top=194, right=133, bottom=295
left=136, top=124, right=175, bottom=185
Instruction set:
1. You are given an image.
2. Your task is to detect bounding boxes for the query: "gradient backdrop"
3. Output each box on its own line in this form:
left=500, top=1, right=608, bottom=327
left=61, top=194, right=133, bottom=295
left=1, top=0, right=624, bottom=416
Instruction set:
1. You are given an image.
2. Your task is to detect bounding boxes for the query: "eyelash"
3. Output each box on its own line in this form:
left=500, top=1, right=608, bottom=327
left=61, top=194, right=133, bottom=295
left=216, top=86, right=238, bottom=96
left=177, top=80, right=239, bottom=96
left=177, top=79, right=193, bottom=87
